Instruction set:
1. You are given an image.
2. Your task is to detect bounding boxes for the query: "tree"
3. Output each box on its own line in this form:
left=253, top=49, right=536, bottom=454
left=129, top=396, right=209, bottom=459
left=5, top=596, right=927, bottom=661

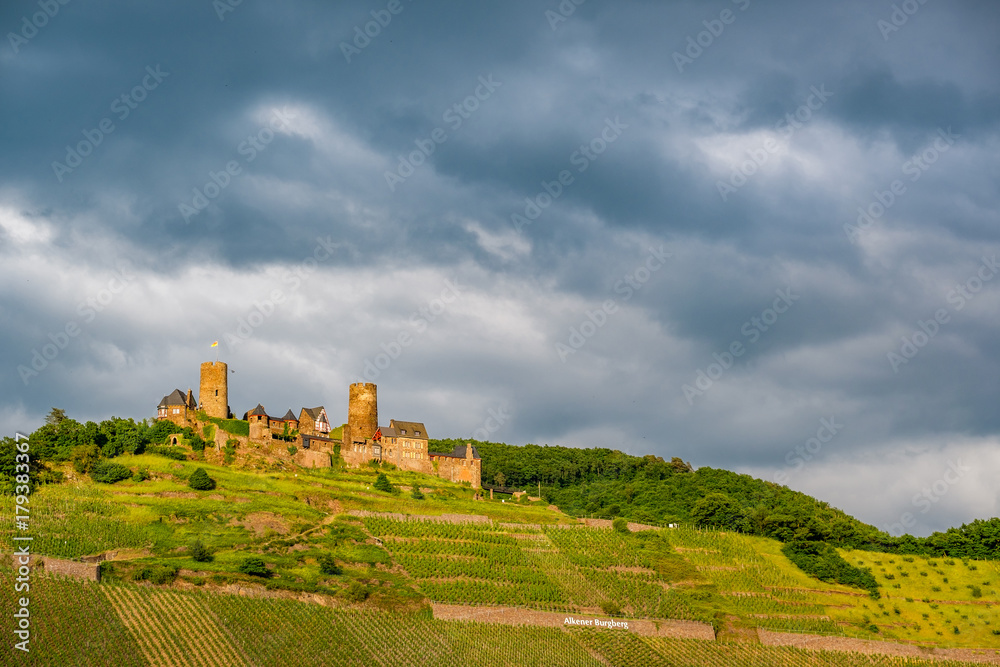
left=692, top=493, right=743, bottom=529
left=188, top=468, right=216, bottom=491
left=373, top=473, right=394, bottom=493
left=189, top=540, right=213, bottom=563
left=45, top=408, right=68, bottom=425
left=318, top=554, right=342, bottom=575
left=612, top=517, right=630, bottom=534
left=237, top=556, right=269, bottom=577
left=493, top=471, right=506, bottom=488
left=71, top=444, right=101, bottom=474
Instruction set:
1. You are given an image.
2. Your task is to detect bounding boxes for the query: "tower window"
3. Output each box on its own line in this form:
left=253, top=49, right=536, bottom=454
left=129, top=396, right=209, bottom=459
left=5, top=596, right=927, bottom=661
left=215, top=390, right=218, bottom=396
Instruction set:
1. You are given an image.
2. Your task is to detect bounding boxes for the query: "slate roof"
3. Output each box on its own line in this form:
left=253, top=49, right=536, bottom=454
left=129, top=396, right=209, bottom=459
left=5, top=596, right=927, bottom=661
left=279, top=409, right=297, bottom=421
left=388, top=420, right=428, bottom=439
left=428, top=444, right=481, bottom=460
left=301, top=406, right=326, bottom=420
left=158, top=389, right=187, bottom=408
left=247, top=404, right=269, bottom=417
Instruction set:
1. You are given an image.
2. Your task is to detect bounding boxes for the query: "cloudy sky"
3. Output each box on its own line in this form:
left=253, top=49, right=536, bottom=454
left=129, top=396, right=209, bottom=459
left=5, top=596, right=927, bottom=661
left=3, top=0, right=999, bottom=536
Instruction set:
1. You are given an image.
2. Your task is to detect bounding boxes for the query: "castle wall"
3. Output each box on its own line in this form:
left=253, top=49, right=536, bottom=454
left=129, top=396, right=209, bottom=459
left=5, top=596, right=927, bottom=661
left=432, top=455, right=482, bottom=489
left=199, top=361, right=229, bottom=419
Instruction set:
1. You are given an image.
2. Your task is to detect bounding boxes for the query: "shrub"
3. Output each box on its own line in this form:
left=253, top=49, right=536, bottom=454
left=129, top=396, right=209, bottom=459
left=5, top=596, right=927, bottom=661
left=132, top=466, right=150, bottom=482
left=373, top=473, right=394, bottom=494
left=190, top=540, right=213, bottom=563
left=71, top=444, right=101, bottom=474
left=318, top=554, right=342, bottom=575
left=132, top=564, right=179, bottom=585
left=90, top=461, right=132, bottom=484
left=223, top=439, right=238, bottom=465
left=188, top=468, right=216, bottom=491
left=600, top=601, right=622, bottom=616
left=970, top=585, right=982, bottom=598
left=237, top=556, right=269, bottom=578
left=782, top=540, right=880, bottom=598
left=612, top=517, right=630, bottom=534
left=344, top=582, right=369, bottom=602
left=411, top=486, right=424, bottom=500
left=287, top=446, right=297, bottom=456
left=145, top=445, right=187, bottom=461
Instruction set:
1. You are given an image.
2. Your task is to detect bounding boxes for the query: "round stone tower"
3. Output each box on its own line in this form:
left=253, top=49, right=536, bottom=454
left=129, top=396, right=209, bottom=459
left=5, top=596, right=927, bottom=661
left=199, top=361, right=229, bottom=419
left=346, top=382, right=377, bottom=444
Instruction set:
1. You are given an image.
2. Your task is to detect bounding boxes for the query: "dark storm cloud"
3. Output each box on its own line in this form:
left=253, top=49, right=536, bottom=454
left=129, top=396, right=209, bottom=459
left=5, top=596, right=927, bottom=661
left=1, top=0, right=999, bottom=535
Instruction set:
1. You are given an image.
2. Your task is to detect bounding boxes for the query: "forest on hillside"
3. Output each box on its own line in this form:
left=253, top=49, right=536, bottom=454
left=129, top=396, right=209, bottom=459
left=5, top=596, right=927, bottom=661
left=432, top=439, right=1000, bottom=561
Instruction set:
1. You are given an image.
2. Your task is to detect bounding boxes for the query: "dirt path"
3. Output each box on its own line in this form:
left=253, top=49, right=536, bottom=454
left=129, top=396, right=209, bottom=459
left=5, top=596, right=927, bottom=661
left=431, top=603, right=717, bottom=640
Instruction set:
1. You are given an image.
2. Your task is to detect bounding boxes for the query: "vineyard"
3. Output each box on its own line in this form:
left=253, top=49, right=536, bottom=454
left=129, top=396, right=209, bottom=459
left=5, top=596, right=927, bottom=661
left=2, top=455, right=999, bottom=661
left=1, top=566, right=994, bottom=667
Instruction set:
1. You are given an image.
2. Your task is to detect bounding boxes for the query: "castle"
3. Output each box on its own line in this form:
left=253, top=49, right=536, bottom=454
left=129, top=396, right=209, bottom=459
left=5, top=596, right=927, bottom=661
left=156, top=362, right=481, bottom=488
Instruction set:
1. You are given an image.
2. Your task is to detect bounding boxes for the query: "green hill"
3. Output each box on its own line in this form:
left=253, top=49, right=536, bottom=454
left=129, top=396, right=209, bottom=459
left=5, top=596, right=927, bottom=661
left=441, top=439, right=1000, bottom=560
left=3, top=417, right=1000, bottom=663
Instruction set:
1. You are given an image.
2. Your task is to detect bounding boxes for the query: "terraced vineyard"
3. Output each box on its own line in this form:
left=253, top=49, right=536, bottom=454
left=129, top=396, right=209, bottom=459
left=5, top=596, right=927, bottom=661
left=2, top=566, right=993, bottom=667
left=363, top=516, right=708, bottom=620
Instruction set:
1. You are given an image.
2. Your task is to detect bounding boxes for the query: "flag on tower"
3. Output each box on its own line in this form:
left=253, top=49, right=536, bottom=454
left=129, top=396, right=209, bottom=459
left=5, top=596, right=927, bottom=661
left=211, top=341, right=219, bottom=347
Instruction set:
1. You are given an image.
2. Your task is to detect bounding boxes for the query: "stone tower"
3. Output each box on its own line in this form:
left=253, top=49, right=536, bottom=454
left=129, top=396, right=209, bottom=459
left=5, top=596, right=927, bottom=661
left=199, top=361, right=229, bottom=419
left=344, top=382, right=378, bottom=446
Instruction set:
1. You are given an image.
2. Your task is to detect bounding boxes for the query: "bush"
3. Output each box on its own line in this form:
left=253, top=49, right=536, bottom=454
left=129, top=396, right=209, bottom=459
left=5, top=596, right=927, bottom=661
left=237, top=556, right=269, bottom=578
left=318, top=554, right=342, bottom=575
left=411, top=486, right=424, bottom=500
left=71, top=444, right=101, bottom=474
left=344, top=582, right=369, bottom=602
left=132, top=466, right=150, bottom=482
left=600, top=601, right=622, bottom=616
left=190, top=540, right=213, bottom=563
left=373, top=473, right=394, bottom=494
left=287, top=446, right=297, bottom=456
left=90, top=461, right=132, bottom=484
left=224, top=439, right=238, bottom=465
left=132, top=564, right=179, bottom=585
left=782, top=540, right=880, bottom=598
left=145, top=445, right=187, bottom=461
left=612, top=517, right=629, bottom=534
left=188, top=468, right=216, bottom=491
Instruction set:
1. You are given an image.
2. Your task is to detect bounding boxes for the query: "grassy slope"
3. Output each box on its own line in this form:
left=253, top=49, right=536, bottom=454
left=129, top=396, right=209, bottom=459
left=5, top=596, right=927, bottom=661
left=3, top=456, right=998, bottom=652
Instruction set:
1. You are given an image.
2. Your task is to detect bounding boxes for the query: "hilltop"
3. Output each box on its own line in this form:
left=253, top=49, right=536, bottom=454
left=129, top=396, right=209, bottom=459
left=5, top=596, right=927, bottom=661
left=3, top=414, right=1000, bottom=664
